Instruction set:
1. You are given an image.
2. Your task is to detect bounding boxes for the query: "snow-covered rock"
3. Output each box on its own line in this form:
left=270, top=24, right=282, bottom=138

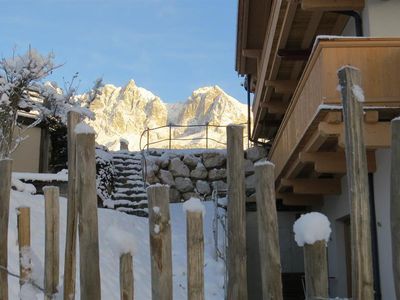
left=246, top=146, right=267, bottom=162
left=202, top=152, right=226, bottom=169
left=175, top=177, right=194, bottom=193
left=183, top=154, right=201, bottom=168
left=190, top=163, right=208, bottom=180
left=168, top=157, right=190, bottom=177
left=208, top=168, right=226, bottom=181
left=212, top=180, right=227, bottom=191
left=159, top=170, right=175, bottom=187
left=244, top=159, right=255, bottom=175
left=196, top=180, right=211, bottom=195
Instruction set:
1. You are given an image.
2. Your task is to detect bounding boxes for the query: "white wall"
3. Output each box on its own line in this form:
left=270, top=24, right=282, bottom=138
left=321, top=176, right=351, bottom=298
left=364, top=0, right=400, bottom=37
left=342, top=0, right=400, bottom=37
left=373, top=148, right=396, bottom=300
left=320, top=149, right=396, bottom=299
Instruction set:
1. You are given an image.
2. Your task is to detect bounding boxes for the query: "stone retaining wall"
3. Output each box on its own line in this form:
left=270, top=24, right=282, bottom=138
left=144, top=146, right=267, bottom=202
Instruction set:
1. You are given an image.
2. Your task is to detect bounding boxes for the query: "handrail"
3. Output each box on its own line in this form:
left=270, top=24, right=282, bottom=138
left=139, top=123, right=249, bottom=151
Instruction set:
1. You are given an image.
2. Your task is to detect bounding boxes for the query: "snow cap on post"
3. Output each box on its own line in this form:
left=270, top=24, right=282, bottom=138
left=183, top=197, right=205, bottom=216
left=293, top=212, right=331, bottom=247
left=74, top=122, right=95, bottom=135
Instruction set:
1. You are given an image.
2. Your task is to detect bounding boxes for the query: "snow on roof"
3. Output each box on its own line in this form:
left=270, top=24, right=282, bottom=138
left=183, top=197, right=205, bottom=216
left=293, top=212, right=331, bottom=247
left=74, top=122, right=95, bottom=134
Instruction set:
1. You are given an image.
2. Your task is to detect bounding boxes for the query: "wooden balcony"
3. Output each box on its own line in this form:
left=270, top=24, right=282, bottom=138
left=268, top=38, right=400, bottom=201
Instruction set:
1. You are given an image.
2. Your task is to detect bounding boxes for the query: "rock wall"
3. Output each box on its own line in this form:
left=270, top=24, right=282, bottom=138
left=144, top=146, right=267, bottom=202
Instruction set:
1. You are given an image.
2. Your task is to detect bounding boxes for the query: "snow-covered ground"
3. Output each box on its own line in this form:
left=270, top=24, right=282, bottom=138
left=7, top=189, right=225, bottom=299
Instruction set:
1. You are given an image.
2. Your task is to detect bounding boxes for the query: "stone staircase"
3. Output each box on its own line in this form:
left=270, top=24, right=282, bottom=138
left=110, top=151, right=148, bottom=217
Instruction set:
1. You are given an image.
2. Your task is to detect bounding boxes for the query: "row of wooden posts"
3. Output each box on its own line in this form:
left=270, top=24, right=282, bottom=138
left=0, top=111, right=208, bottom=300
left=225, top=66, right=400, bottom=300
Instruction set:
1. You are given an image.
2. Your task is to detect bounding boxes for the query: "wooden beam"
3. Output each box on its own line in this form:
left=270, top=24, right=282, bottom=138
left=252, top=0, right=292, bottom=137
left=260, top=100, right=287, bottom=114
left=299, top=151, right=376, bottom=174
left=265, top=80, right=298, bottom=94
left=242, top=49, right=262, bottom=59
left=281, top=178, right=341, bottom=194
left=277, top=193, right=323, bottom=206
left=301, top=0, right=364, bottom=11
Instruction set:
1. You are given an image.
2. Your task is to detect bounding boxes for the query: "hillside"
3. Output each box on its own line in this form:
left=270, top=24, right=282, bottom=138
left=87, top=81, right=248, bottom=150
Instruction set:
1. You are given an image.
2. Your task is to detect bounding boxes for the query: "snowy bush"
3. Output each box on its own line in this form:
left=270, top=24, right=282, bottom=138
left=96, top=146, right=115, bottom=208
left=0, top=47, right=103, bottom=160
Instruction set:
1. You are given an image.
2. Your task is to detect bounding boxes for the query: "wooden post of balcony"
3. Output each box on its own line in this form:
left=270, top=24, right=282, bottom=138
left=391, top=118, right=400, bottom=299
left=338, top=66, right=374, bottom=300
left=254, top=161, right=283, bottom=300
left=226, top=125, right=248, bottom=300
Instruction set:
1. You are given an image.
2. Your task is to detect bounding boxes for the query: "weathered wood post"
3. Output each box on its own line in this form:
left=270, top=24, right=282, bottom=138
left=120, top=253, right=134, bottom=300
left=0, top=159, right=12, bottom=300
left=226, top=125, right=248, bottom=300
left=303, top=241, right=329, bottom=300
left=338, top=66, right=374, bottom=299
left=184, top=199, right=205, bottom=300
left=293, top=213, right=330, bottom=300
left=147, top=184, right=173, bottom=300
left=43, top=186, right=60, bottom=300
left=17, top=207, right=31, bottom=286
left=64, top=110, right=80, bottom=300
left=254, top=161, right=283, bottom=300
left=391, top=117, right=400, bottom=299
left=76, top=123, right=101, bottom=300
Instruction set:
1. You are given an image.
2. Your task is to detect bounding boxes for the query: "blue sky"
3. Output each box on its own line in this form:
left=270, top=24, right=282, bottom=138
left=0, top=0, right=247, bottom=103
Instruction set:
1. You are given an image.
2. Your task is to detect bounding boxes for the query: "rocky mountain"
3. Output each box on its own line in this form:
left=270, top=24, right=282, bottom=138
left=87, top=80, right=249, bottom=150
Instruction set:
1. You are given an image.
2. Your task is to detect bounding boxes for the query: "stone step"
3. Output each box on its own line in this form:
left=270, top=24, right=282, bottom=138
left=113, top=188, right=146, bottom=196
left=115, top=168, right=142, bottom=174
left=112, top=195, right=147, bottom=202
left=115, top=177, right=143, bottom=184
left=115, top=182, right=146, bottom=189
left=116, top=206, right=148, bottom=217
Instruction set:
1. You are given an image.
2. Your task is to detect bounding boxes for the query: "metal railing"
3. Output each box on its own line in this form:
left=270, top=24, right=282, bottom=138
left=139, top=123, right=249, bottom=151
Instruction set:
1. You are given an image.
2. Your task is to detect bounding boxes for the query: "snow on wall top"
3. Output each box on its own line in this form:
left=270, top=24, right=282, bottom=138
left=293, top=212, right=331, bottom=247
left=183, top=197, right=205, bottom=215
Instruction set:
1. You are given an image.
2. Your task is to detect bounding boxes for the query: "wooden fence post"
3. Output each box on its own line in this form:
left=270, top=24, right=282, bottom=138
left=64, top=110, right=80, bottom=300
left=120, top=253, right=134, bottom=300
left=254, top=161, right=283, bottom=300
left=17, top=207, right=31, bottom=286
left=186, top=210, right=204, bottom=300
left=76, top=124, right=101, bottom=300
left=338, top=66, right=374, bottom=299
left=0, top=159, right=12, bottom=300
left=43, top=186, right=60, bottom=300
left=303, top=241, right=328, bottom=300
left=226, top=125, right=248, bottom=300
left=391, top=118, right=400, bottom=299
left=147, top=184, right=172, bottom=300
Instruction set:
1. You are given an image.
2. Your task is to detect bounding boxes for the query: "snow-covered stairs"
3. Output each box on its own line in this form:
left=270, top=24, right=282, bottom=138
left=111, top=151, right=148, bottom=217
